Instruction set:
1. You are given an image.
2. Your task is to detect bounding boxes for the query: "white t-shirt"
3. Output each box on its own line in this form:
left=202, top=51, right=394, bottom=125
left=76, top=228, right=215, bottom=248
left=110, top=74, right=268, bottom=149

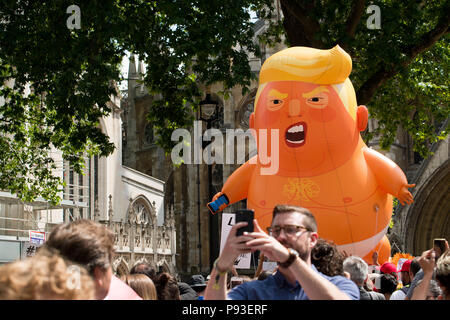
left=390, top=289, right=406, bottom=300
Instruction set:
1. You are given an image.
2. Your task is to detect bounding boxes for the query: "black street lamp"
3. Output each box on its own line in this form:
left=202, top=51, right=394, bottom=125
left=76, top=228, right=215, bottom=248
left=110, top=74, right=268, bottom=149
left=197, top=92, right=219, bottom=272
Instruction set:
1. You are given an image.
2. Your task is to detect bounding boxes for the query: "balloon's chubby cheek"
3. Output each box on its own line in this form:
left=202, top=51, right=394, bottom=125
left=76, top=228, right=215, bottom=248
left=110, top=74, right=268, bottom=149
left=307, top=106, right=336, bottom=123
left=255, top=109, right=281, bottom=128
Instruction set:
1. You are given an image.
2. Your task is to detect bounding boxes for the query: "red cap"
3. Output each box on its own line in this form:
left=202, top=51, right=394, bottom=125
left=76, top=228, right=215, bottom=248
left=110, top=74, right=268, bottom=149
left=400, top=259, right=412, bottom=272
left=380, top=262, right=397, bottom=274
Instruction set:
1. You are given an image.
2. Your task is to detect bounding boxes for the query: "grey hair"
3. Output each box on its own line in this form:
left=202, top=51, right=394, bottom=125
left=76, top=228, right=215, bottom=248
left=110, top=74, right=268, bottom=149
left=343, top=256, right=368, bottom=286
left=427, top=280, right=443, bottom=298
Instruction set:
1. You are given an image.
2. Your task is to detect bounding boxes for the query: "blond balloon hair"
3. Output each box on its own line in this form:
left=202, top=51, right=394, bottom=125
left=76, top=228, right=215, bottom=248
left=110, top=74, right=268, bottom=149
left=255, top=45, right=358, bottom=120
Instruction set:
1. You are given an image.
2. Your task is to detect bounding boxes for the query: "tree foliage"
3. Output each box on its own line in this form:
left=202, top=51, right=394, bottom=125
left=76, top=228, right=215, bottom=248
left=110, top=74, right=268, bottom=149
left=0, top=1, right=121, bottom=203
left=0, top=0, right=448, bottom=204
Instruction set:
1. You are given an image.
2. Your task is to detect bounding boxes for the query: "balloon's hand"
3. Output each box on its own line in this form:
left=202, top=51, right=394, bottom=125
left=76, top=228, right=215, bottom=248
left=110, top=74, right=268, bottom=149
left=397, top=184, right=415, bottom=205
left=212, top=192, right=223, bottom=202
left=207, top=193, right=229, bottom=214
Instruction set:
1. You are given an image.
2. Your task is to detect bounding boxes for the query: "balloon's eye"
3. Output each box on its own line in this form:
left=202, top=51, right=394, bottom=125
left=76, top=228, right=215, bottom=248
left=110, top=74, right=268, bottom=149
left=306, top=94, right=328, bottom=109
left=267, top=98, right=285, bottom=110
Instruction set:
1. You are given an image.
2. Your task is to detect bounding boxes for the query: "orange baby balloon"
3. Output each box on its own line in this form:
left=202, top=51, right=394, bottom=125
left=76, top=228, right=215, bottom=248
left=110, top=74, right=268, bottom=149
left=208, top=46, right=414, bottom=264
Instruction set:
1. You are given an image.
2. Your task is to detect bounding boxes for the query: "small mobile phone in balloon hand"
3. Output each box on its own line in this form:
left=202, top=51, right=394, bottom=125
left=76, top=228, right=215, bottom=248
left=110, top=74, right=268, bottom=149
left=235, top=209, right=254, bottom=236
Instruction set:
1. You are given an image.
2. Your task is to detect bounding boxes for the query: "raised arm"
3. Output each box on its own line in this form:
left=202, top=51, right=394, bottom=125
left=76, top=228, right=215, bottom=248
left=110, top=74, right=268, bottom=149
left=204, top=222, right=253, bottom=300
left=245, top=220, right=357, bottom=300
left=208, top=157, right=256, bottom=213
left=411, top=249, right=436, bottom=300
left=363, top=147, right=415, bottom=205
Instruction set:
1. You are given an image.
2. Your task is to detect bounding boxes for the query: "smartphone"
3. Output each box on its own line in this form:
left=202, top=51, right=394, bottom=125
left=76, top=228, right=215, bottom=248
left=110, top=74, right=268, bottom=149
left=207, top=194, right=229, bottom=214
left=235, top=209, right=254, bottom=236
left=433, top=238, right=446, bottom=254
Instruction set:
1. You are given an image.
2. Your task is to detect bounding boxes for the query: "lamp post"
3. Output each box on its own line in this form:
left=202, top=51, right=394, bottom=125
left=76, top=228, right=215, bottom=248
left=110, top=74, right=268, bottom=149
left=197, top=92, right=219, bottom=272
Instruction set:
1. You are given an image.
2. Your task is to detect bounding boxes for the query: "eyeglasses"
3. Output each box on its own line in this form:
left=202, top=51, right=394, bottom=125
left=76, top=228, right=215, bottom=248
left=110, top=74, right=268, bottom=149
left=267, top=225, right=310, bottom=237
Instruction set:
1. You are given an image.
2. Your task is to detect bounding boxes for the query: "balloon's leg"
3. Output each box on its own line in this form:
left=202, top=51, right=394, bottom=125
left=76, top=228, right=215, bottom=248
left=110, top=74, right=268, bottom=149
left=363, top=235, right=391, bottom=265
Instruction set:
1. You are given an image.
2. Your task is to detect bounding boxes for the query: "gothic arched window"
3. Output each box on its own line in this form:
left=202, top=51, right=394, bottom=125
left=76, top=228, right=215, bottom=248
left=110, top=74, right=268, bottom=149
left=128, top=198, right=154, bottom=226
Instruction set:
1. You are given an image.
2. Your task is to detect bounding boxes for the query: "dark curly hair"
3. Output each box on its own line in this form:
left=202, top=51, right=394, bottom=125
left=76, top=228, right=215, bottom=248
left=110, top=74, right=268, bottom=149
left=154, top=272, right=180, bottom=300
left=311, top=238, right=345, bottom=277
left=379, top=273, right=398, bottom=294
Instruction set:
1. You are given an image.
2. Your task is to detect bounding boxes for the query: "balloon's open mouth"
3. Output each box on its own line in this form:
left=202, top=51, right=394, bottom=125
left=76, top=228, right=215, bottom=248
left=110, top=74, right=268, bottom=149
left=285, top=122, right=306, bottom=147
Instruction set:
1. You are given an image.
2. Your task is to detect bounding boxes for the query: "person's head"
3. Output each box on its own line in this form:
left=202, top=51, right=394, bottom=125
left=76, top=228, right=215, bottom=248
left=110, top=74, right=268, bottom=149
left=435, top=250, right=450, bottom=299
left=380, top=262, right=398, bottom=280
left=45, top=219, right=115, bottom=299
left=120, top=273, right=157, bottom=300
left=268, top=205, right=318, bottom=263
left=188, top=274, right=207, bottom=295
left=154, top=272, right=180, bottom=300
left=399, top=259, right=412, bottom=286
left=379, top=273, right=398, bottom=298
left=130, top=262, right=156, bottom=281
left=178, top=282, right=197, bottom=300
left=409, top=257, right=421, bottom=279
left=343, top=256, right=369, bottom=287
left=311, top=238, right=345, bottom=277
left=0, top=247, right=95, bottom=300
left=426, top=280, right=443, bottom=300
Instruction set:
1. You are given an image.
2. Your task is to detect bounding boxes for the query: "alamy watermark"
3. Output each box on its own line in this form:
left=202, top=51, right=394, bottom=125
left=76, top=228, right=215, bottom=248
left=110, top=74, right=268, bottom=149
left=66, top=5, right=81, bottom=30
left=66, top=265, right=81, bottom=290
left=171, top=121, right=279, bottom=175
left=367, top=5, right=381, bottom=30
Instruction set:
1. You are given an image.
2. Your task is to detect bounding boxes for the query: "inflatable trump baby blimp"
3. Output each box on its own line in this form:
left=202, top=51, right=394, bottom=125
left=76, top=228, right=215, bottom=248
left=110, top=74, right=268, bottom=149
left=207, top=45, right=415, bottom=264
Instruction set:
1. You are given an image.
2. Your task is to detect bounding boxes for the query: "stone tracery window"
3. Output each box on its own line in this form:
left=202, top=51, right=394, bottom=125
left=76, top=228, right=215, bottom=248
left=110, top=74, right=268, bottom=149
left=128, top=198, right=153, bottom=226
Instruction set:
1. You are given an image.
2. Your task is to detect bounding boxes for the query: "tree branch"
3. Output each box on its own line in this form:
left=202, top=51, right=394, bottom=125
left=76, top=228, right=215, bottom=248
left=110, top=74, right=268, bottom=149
left=357, top=9, right=449, bottom=105
left=279, top=0, right=323, bottom=48
left=357, top=67, right=395, bottom=105
left=345, top=0, right=365, bottom=37
left=402, top=11, right=449, bottom=59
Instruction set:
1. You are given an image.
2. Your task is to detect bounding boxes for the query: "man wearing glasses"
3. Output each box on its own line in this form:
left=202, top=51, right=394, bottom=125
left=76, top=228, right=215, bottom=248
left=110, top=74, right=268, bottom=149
left=204, top=204, right=359, bottom=300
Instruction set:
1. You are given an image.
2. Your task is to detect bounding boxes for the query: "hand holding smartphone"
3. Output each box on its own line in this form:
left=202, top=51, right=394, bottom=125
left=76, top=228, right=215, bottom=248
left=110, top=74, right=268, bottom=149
left=235, top=209, right=254, bottom=236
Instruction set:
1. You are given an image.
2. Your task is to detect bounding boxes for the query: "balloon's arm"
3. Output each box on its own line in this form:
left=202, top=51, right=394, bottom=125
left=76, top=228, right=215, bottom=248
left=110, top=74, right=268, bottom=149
left=363, top=147, right=415, bottom=205
left=207, top=157, right=256, bottom=214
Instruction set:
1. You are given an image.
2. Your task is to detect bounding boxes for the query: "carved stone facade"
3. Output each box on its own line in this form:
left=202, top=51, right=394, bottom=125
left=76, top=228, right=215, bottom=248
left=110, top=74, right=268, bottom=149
left=106, top=196, right=177, bottom=275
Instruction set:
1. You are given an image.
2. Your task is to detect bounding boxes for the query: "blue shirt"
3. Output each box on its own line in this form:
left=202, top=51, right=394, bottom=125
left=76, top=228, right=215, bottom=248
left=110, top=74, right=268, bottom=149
left=227, top=266, right=359, bottom=300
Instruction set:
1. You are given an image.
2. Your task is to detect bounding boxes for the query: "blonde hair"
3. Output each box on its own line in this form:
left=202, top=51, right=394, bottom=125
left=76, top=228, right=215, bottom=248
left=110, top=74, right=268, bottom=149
left=121, top=273, right=157, bottom=300
left=255, top=45, right=358, bottom=120
left=0, top=247, right=95, bottom=300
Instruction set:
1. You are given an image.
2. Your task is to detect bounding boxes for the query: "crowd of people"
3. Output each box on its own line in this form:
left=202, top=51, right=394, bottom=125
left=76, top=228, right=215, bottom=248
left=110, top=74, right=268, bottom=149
left=0, top=205, right=448, bottom=301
